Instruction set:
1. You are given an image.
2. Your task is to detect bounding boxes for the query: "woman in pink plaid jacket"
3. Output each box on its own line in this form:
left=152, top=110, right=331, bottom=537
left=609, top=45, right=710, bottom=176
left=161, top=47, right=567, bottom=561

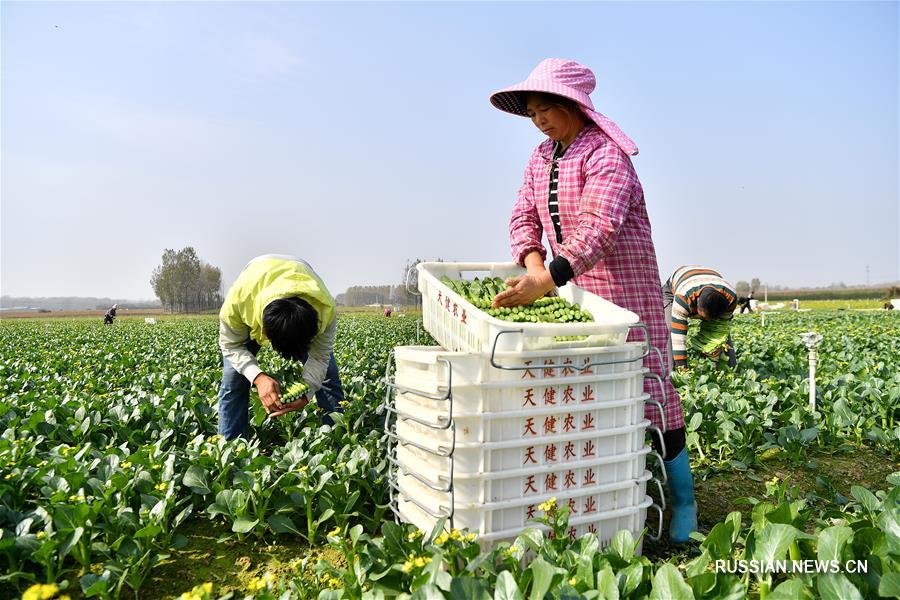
left=490, top=58, right=698, bottom=544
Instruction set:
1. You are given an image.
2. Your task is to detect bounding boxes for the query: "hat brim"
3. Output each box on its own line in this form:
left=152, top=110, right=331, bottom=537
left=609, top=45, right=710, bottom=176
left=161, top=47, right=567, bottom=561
left=490, top=80, right=594, bottom=117
left=490, top=82, right=639, bottom=156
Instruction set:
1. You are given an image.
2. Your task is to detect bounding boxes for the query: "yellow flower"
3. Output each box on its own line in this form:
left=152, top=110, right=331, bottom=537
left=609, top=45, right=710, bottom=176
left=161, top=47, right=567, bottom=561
left=401, top=560, right=414, bottom=573
left=327, top=526, right=342, bottom=538
left=406, top=529, right=424, bottom=542
left=435, top=532, right=449, bottom=546
left=90, top=563, right=103, bottom=574
left=413, top=556, right=432, bottom=568
left=36, top=531, right=46, bottom=539
left=503, top=545, right=519, bottom=558
left=466, top=532, right=477, bottom=542
left=201, top=582, right=213, bottom=594
left=569, top=577, right=578, bottom=586
left=538, top=497, right=558, bottom=512
left=22, top=583, right=59, bottom=600
left=155, top=482, right=168, bottom=492
left=68, top=494, right=85, bottom=503
left=120, top=461, right=132, bottom=469
left=3, top=473, right=13, bottom=480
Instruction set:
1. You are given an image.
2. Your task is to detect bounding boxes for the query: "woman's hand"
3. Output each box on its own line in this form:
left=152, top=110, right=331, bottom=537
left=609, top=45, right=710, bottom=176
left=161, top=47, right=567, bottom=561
left=492, top=271, right=556, bottom=308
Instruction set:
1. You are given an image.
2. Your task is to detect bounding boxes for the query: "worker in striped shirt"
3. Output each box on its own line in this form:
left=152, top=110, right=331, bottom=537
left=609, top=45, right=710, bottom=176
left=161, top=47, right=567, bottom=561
left=663, top=266, right=738, bottom=369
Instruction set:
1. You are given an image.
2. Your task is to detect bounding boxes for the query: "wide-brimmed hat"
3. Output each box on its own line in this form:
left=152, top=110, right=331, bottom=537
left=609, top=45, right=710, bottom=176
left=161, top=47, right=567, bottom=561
left=490, top=58, right=638, bottom=156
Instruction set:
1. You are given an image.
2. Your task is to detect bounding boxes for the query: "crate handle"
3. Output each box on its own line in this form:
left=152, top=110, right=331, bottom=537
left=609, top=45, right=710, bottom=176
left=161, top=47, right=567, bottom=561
left=389, top=480, right=453, bottom=521
left=648, top=425, right=667, bottom=459
left=647, top=451, right=668, bottom=484
left=406, top=265, right=422, bottom=296
left=650, top=476, right=667, bottom=512
left=645, top=399, right=668, bottom=434
left=650, top=346, right=668, bottom=378
left=488, top=322, right=652, bottom=372
left=388, top=455, right=452, bottom=492
left=644, top=372, right=669, bottom=411
left=646, top=502, right=664, bottom=541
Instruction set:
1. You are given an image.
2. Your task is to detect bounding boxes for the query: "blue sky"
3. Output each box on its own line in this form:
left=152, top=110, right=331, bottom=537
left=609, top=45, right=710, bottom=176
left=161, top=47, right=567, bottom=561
left=2, top=1, right=897, bottom=299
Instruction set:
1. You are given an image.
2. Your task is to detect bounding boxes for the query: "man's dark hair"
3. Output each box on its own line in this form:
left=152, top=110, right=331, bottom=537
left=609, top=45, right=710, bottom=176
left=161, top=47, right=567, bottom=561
left=263, top=297, right=319, bottom=361
left=697, top=288, right=730, bottom=319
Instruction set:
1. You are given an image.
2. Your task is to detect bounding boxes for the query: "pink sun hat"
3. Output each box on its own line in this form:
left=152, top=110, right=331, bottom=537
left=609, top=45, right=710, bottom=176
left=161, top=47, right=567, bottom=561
left=490, top=58, right=638, bottom=156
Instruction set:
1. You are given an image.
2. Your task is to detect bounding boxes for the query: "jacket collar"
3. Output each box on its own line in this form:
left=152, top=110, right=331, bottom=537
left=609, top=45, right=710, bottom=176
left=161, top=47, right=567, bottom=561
left=536, top=124, right=608, bottom=163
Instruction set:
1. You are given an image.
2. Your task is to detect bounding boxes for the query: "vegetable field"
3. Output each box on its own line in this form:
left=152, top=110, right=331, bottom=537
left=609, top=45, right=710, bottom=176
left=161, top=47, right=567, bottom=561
left=1, top=311, right=898, bottom=600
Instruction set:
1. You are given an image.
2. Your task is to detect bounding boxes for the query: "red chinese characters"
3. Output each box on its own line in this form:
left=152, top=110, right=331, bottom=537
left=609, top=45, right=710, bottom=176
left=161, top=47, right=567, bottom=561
left=581, top=357, right=594, bottom=375
left=568, top=526, right=577, bottom=541
left=523, top=418, right=537, bottom=436
left=460, top=309, right=467, bottom=324
left=544, top=472, right=558, bottom=491
left=587, top=523, right=597, bottom=533
left=567, top=498, right=578, bottom=514
left=524, top=475, right=538, bottom=494
left=524, top=446, right=537, bottom=465
left=583, top=440, right=596, bottom=458
left=543, top=360, right=556, bottom=378
left=564, top=441, right=577, bottom=460
left=452, top=303, right=458, bottom=317
left=581, top=385, right=595, bottom=403
left=583, top=467, right=597, bottom=486
left=562, top=357, right=576, bottom=376
left=543, top=444, right=557, bottom=463
left=563, top=385, right=575, bottom=404
left=563, top=413, right=576, bottom=432
left=584, top=496, right=597, bottom=513
left=523, top=388, right=536, bottom=407
left=527, top=505, right=536, bottom=519
left=522, top=360, right=536, bottom=380
left=543, top=387, right=557, bottom=405
left=543, top=415, right=557, bottom=434
left=582, top=412, right=595, bottom=430
left=564, top=470, right=577, bottom=489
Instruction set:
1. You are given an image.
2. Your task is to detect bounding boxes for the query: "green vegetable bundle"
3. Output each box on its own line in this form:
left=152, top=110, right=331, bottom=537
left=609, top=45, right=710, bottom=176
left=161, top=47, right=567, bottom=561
left=690, top=318, right=732, bottom=354
left=439, top=276, right=593, bottom=324
left=257, top=350, right=309, bottom=403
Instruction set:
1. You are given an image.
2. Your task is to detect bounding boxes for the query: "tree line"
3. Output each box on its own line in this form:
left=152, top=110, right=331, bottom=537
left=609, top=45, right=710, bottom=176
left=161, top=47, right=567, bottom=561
left=150, top=247, right=222, bottom=313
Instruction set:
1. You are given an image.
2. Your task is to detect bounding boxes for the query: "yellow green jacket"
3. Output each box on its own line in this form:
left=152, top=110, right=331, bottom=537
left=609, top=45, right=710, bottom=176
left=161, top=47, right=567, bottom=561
left=218, top=255, right=336, bottom=392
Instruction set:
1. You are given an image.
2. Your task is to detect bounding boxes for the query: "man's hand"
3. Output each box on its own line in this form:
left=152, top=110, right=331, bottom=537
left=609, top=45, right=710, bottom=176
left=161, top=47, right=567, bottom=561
left=704, top=347, right=724, bottom=360
left=269, top=396, right=309, bottom=418
left=492, top=272, right=556, bottom=308
left=253, top=373, right=283, bottom=414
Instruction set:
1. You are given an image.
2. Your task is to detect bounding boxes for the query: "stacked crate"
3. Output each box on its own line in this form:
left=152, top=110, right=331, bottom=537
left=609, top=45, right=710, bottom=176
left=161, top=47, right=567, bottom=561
left=384, top=263, right=666, bottom=549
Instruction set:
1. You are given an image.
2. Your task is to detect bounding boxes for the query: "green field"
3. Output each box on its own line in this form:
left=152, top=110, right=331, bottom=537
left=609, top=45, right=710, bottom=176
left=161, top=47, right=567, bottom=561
left=1, top=312, right=898, bottom=599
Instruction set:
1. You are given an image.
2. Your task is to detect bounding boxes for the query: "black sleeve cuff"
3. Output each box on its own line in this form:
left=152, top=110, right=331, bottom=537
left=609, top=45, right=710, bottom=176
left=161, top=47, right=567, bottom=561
left=548, top=256, right=575, bottom=287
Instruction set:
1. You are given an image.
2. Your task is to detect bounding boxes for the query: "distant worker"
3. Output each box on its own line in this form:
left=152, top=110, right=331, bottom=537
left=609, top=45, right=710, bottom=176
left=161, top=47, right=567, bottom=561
left=737, top=290, right=754, bottom=314
left=663, top=266, right=738, bottom=369
left=383, top=306, right=392, bottom=318
left=218, top=255, right=344, bottom=440
left=103, top=304, right=118, bottom=325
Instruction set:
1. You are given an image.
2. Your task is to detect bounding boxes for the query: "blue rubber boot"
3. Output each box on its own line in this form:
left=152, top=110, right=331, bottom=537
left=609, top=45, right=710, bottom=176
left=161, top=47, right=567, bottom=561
left=664, top=448, right=698, bottom=544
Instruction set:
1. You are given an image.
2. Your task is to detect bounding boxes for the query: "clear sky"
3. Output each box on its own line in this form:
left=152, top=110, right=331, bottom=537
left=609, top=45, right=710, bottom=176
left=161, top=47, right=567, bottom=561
left=2, top=1, right=898, bottom=299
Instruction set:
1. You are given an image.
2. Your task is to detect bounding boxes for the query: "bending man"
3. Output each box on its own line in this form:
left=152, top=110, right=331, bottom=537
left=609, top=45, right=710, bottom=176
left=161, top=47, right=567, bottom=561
left=218, top=255, right=344, bottom=439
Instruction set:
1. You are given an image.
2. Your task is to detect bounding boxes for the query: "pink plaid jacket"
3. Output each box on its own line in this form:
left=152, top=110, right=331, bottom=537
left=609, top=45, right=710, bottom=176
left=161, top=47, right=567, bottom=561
left=510, top=124, right=684, bottom=432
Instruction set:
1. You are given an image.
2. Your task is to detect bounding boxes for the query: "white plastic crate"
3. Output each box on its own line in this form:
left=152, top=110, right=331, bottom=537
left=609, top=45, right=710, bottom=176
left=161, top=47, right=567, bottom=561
left=394, top=343, right=646, bottom=386
left=395, top=366, right=648, bottom=416
left=397, top=445, right=652, bottom=504
left=417, top=262, right=640, bottom=353
left=395, top=419, right=650, bottom=474
left=398, top=492, right=655, bottom=551
left=396, top=393, right=648, bottom=446
left=398, top=470, right=650, bottom=531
